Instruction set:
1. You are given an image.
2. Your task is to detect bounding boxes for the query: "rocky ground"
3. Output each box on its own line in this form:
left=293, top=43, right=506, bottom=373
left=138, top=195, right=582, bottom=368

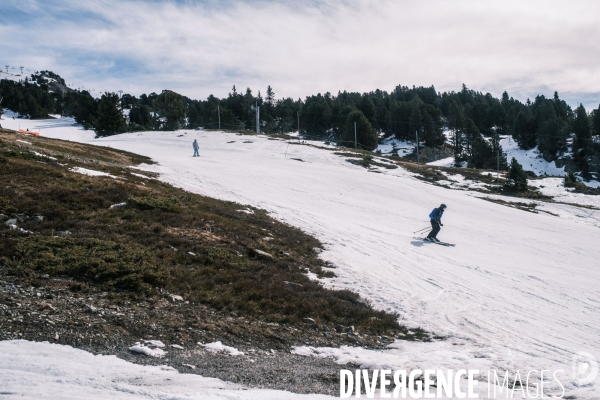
left=0, top=271, right=427, bottom=395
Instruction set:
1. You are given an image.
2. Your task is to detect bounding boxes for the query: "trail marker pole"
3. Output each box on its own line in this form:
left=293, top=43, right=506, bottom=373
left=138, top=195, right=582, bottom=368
left=285, top=134, right=291, bottom=159
left=218, top=104, right=221, bottom=130
left=256, top=101, right=260, bottom=134
left=416, top=131, right=420, bottom=167
left=354, top=122, right=357, bottom=149
left=496, top=146, right=499, bottom=183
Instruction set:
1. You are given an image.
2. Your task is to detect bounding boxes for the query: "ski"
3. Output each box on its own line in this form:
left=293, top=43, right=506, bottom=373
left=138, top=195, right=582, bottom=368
left=435, top=241, right=455, bottom=247
left=413, top=237, right=456, bottom=247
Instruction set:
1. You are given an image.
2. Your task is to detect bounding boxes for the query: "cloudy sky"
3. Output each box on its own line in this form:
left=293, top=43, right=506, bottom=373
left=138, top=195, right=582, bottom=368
left=1, top=0, right=599, bottom=109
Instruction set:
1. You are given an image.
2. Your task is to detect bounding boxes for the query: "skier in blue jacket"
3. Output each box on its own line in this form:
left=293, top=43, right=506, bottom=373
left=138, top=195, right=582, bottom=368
left=192, top=139, right=199, bottom=157
left=426, top=204, right=447, bottom=242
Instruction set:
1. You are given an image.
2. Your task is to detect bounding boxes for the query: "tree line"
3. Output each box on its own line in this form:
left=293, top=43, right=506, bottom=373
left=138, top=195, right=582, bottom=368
left=1, top=71, right=599, bottom=174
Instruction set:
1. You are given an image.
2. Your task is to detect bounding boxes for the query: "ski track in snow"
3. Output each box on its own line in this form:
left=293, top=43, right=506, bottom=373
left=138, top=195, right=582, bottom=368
left=1, top=115, right=600, bottom=398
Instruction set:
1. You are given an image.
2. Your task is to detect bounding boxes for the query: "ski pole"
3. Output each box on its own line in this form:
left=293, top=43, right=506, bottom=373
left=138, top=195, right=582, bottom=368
left=413, top=226, right=430, bottom=234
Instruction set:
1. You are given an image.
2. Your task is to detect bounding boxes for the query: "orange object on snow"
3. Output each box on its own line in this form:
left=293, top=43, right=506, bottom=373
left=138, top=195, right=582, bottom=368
left=19, top=129, right=40, bottom=137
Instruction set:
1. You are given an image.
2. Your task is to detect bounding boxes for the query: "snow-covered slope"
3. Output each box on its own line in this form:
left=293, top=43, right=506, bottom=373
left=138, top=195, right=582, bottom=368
left=2, top=115, right=599, bottom=398
left=530, top=177, right=600, bottom=207
left=427, top=136, right=568, bottom=176
left=501, top=136, right=567, bottom=176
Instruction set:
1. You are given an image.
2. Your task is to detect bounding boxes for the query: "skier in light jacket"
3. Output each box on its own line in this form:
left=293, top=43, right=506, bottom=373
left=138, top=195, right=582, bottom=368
left=426, top=204, right=447, bottom=242
left=193, top=139, right=199, bottom=157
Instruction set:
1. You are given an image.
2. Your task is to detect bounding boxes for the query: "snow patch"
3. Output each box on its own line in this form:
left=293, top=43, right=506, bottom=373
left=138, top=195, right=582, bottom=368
left=8, top=224, right=33, bottom=234
left=582, top=179, right=600, bottom=188
left=529, top=178, right=600, bottom=208
left=130, top=172, right=151, bottom=179
left=426, top=156, right=455, bottom=167
left=129, top=344, right=166, bottom=358
left=32, top=151, right=57, bottom=161
left=201, top=341, right=244, bottom=356
left=376, top=136, right=413, bottom=157
left=70, top=167, right=117, bottom=178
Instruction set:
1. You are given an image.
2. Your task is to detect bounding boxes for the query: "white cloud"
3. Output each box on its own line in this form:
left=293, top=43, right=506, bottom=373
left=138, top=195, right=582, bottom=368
left=1, top=0, right=599, bottom=109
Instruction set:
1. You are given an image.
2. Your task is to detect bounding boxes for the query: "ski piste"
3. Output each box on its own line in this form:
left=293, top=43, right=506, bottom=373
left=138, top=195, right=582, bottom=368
left=413, top=237, right=456, bottom=247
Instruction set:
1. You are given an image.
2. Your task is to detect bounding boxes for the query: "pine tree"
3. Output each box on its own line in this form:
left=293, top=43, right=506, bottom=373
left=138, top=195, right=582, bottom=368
left=187, top=104, right=200, bottom=128
left=573, top=104, right=591, bottom=152
left=448, top=101, right=464, bottom=161
left=211, top=106, right=242, bottom=130
left=340, top=108, right=378, bottom=150
left=300, top=94, right=332, bottom=137
left=501, top=91, right=510, bottom=109
left=592, top=105, right=600, bottom=135
left=408, top=96, right=423, bottom=136
left=266, top=86, right=275, bottom=107
left=244, top=88, right=255, bottom=130
left=504, top=157, right=528, bottom=191
left=95, top=92, right=127, bottom=137
left=513, top=108, right=536, bottom=149
left=129, top=105, right=153, bottom=130
left=564, top=169, right=578, bottom=188
left=264, top=85, right=275, bottom=127
left=461, top=117, right=497, bottom=169
left=537, top=118, right=565, bottom=156
left=152, top=90, right=186, bottom=130
left=390, top=101, right=411, bottom=140
left=462, top=117, right=480, bottom=159
left=469, top=133, right=498, bottom=169
left=120, top=94, right=137, bottom=109
left=422, top=112, right=437, bottom=146
left=358, top=95, right=376, bottom=126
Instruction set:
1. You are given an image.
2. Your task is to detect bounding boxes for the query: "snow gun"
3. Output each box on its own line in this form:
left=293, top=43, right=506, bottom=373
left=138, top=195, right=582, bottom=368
left=19, top=129, right=40, bottom=137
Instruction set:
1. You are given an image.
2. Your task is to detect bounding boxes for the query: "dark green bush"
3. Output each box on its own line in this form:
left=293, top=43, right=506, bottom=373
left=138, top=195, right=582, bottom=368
left=503, top=157, right=528, bottom=191
left=4, top=150, right=46, bottom=161
left=564, top=169, right=587, bottom=191
left=0, top=196, right=16, bottom=213
left=9, top=237, right=168, bottom=294
left=127, top=196, right=178, bottom=212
